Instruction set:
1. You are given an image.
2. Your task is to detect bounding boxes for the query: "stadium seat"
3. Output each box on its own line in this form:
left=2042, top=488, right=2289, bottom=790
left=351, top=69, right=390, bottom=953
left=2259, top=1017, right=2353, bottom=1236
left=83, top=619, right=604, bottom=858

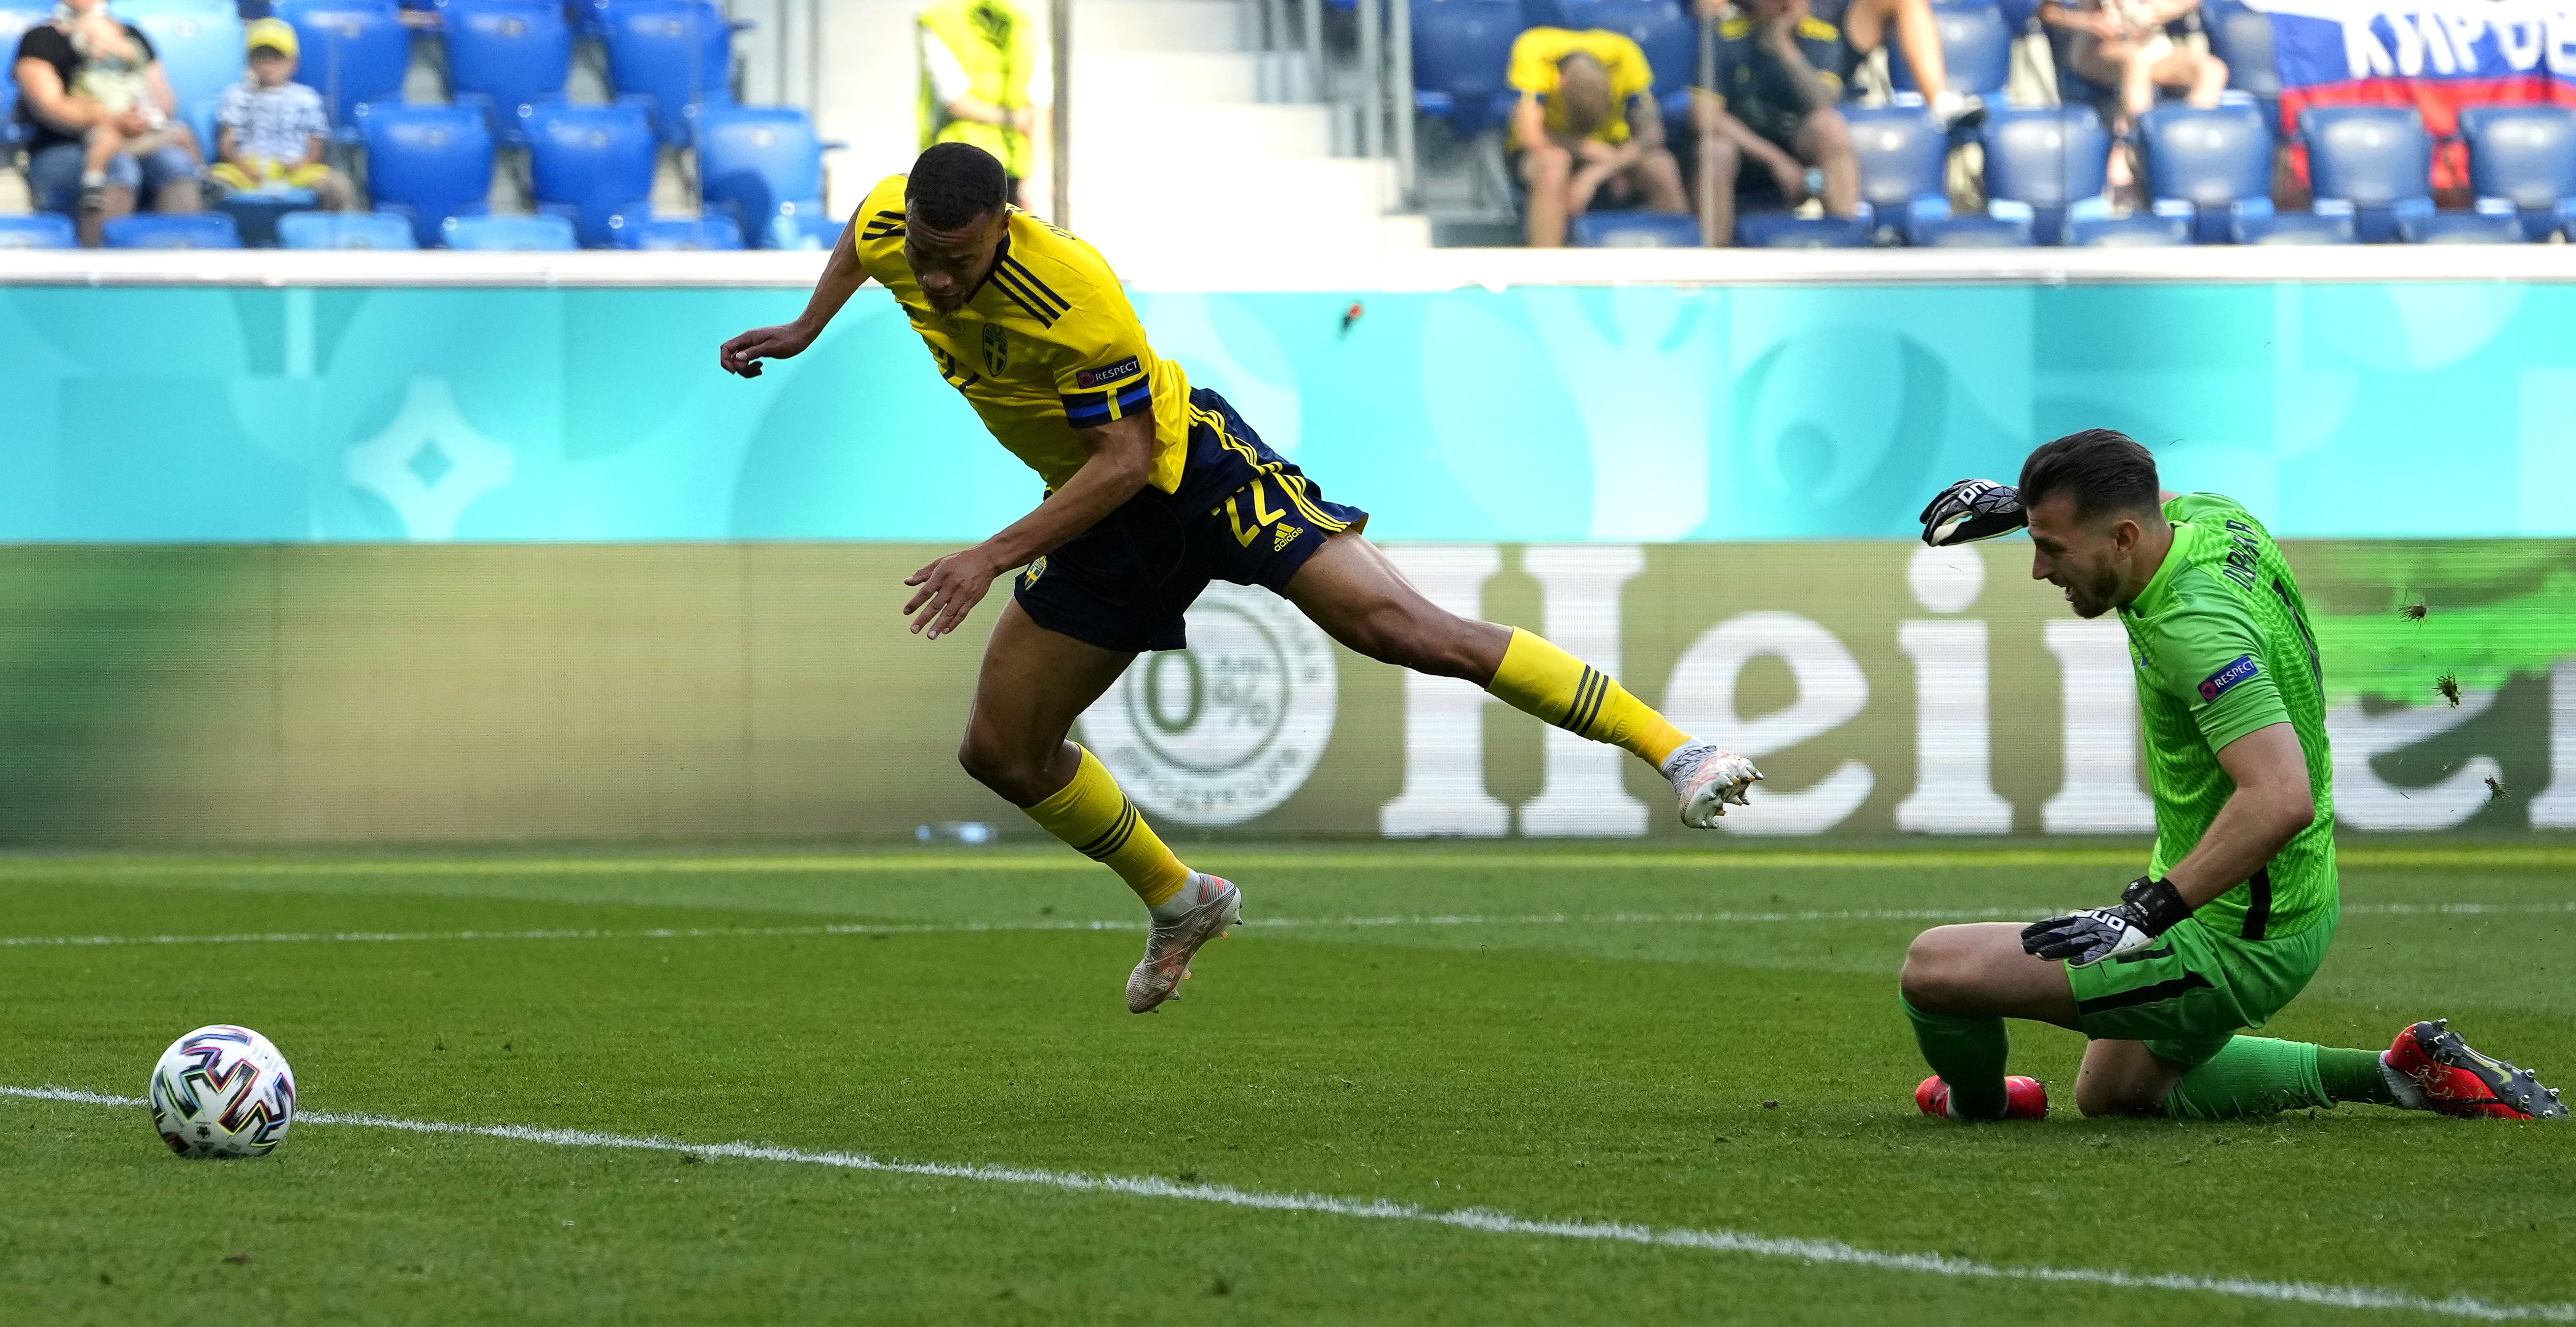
left=0, top=212, right=77, bottom=248
left=524, top=102, right=656, bottom=247
left=2400, top=200, right=2530, bottom=244
left=1557, top=0, right=1695, bottom=119
left=2300, top=105, right=2432, bottom=243
left=1889, top=0, right=2012, bottom=101
left=2064, top=199, right=2194, bottom=245
left=1409, top=0, right=1523, bottom=133
left=278, top=209, right=420, bottom=247
left=1845, top=105, right=1948, bottom=240
left=358, top=102, right=494, bottom=245
left=441, top=212, right=577, bottom=249
left=1981, top=106, right=2110, bottom=244
left=0, top=76, right=21, bottom=149
left=765, top=200, right=844, bottom=250
left=1568, top=209, right=1699, bottom=246
left=212, top=186, right=318, bottom=246
left=696, top=104, right=827, bottom=246
left=113, top=0, right=244, bottom=144
left=278, top=0, right=411, bottom=133
left=2230, top=199, right=2358, bottom=244
left=1734, top=210, right=1872, bottom=246
left=2458, top=105, right=2576, bottom=241
left=1993, top=0, right=2039, bottom=30
left=441, top=0, right=572, bottom=144
left=103, top=211, right=243, bottom=247
left=1909, top=201, right=2035, bottom=246
left=2138, top=101, right=2271, bottom=243
left=2201, top=0, right=2280, bottom=132
left=608, top=212, right=743, bottom=249
left=603, top=0, right=735, bottom=145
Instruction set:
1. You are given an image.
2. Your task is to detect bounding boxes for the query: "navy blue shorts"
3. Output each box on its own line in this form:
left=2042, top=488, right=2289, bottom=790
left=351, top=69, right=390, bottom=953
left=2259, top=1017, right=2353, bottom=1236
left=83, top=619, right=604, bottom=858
left=1012, top=388, right=1368, bottom=653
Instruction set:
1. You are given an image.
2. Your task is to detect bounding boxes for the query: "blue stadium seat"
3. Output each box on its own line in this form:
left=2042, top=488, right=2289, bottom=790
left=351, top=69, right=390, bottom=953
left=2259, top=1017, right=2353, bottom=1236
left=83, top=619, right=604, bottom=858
left=1568, top=209, right=1698, bottom=246
left=441, top=212, right=577, bottom=249
left=2400, top=200, right=2530, bottom=244
left=1409, top=0, right=1523, bottom=133
left=765, top=200, right=843, bottom=250
left=697, top=104, right=825, bottom=245
left=2138, top=101, right=2271, bottom=242
left=2300, top=105, right=2431, bottom=243
left=1845, top=105, right=1948, bottom=240
left=1735, top=210, right=1872, bottom=246
left=608, top=212, right=743, bottom=249
left=2202, top=0, right=2280, bottom=132
left=2229, top=198, right=2357, bottom=244
left=524, top=102, right=655, bottom=246
left=2458, top=105, right=2576, bottom=241
left=1890, top=0, right=2011, bottom=100
left=1993, top=0, right=2039, bottom=30
left=113, top=0, right=244, bottom=147
left=2064, top=198, right=2194, bottom=245
left=212, top=186, right=317, bottom=245
left=0, top=212, right=76, bottom=248
left=0, top=74, right=21, bottom=149
left=358, top=102, right=494, bottom=245
left=278, top=209, right=420, bottom=247
left=104, top=211, right=243, bottom=247
left=442, top=0, right=571, bottom=144
left=278, top=0, right=411, bottom=133
left=1557, top=0, right=1694, bottom=119
left=1909, top=201, right=2034, bottom=246
left=1981, top=105, right=2109, bottom=243
left=603, top=0, right=734, bottom=145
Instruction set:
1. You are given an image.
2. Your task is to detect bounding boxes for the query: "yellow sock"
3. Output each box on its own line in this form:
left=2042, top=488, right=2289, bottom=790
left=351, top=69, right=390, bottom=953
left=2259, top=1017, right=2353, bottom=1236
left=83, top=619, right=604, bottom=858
left=1021, top=746, right=1192, bottom=907
left=1485, top=627, right=1691, bottom=768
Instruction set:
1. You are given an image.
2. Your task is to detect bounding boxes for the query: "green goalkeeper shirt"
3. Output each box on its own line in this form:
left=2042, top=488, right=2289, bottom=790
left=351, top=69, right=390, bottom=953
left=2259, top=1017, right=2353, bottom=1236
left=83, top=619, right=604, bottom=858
left=2118, top=492, right=2336, bottom=941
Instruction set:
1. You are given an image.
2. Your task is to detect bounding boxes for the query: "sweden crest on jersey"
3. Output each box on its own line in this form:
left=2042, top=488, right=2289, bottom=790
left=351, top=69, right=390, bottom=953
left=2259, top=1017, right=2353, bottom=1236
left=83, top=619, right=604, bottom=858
left=983, top=324, right=1010, bottom=374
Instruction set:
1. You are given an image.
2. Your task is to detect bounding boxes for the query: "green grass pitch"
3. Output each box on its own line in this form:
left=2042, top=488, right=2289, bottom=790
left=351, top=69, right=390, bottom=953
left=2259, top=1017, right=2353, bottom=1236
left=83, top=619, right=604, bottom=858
left=2, top=844, right=2571, bottom=1325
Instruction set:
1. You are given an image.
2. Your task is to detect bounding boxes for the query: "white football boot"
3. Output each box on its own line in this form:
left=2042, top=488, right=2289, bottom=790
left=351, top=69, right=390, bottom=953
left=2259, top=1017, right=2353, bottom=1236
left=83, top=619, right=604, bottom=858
left=1127, top=873, right=1242, bottom=1014
left=1664, top=741, right=1763, bottom=828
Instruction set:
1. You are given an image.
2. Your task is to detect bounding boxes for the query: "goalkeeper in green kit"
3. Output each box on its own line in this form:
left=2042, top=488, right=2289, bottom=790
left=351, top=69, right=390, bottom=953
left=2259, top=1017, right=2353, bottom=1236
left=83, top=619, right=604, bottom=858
left=1899, top=429, right=2565, bottom=1124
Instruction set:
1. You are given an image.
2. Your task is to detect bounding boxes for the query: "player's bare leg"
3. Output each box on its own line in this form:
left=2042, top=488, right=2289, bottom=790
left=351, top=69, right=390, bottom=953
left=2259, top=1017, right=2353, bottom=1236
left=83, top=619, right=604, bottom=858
left=1280, top=532, right=1759, bottom=824
left=959, top=601, right=1241, bottom=1012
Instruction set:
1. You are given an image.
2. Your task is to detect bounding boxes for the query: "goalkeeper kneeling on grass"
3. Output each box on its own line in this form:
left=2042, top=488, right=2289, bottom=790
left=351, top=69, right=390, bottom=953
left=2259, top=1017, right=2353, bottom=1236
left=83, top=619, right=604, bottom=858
left=1900, top=429, right=2565, bottom=1124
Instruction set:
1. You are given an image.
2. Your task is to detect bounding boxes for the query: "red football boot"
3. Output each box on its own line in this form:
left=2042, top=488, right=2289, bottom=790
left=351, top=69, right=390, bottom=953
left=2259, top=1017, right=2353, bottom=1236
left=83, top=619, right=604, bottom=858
left=2383, top=1020, right=2567, bottom=1120
left=1915, top=1074, right=2048, bottom=1121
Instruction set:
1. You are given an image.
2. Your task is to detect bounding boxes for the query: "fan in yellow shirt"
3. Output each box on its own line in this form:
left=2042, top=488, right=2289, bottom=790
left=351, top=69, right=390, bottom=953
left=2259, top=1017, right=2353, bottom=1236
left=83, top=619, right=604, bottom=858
left=1506, top=28, right=1689, bottom=246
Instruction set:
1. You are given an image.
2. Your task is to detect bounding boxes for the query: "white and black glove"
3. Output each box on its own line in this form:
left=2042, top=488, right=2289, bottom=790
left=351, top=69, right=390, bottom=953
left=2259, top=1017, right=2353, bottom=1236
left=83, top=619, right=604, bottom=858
left=2020, top=877, right=2192, bottom=968
left=1918, top=479, right=2027, bottom=546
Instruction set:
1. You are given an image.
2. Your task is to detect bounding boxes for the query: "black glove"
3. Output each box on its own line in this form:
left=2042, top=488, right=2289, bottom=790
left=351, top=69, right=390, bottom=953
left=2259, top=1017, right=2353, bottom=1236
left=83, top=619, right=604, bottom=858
left=2020, top=877, right=2192, bottom=968
left=1918, top=479, right=2027, bottom=546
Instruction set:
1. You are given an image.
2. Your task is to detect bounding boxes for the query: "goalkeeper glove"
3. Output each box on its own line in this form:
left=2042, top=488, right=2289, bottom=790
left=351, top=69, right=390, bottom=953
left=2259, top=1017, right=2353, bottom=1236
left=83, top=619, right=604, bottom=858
left=1918, top=479, right=2027, bottom=546
left=2020, top=876, right=2192, bottom=968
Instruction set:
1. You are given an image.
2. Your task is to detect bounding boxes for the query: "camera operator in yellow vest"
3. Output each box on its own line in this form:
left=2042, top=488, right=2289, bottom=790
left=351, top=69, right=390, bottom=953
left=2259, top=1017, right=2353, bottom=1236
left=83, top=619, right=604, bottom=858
left=917, top=0, right=1051, bottom=211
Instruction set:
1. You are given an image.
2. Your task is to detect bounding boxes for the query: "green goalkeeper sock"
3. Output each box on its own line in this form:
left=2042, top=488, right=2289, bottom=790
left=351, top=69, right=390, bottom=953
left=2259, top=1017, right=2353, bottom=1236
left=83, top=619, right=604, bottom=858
left=2163, top=1037, right=2342, bottom=1120
left=2317, top=1046, right=2399, bottom=1105
left=1903, top=996, right=2010, bottom=1119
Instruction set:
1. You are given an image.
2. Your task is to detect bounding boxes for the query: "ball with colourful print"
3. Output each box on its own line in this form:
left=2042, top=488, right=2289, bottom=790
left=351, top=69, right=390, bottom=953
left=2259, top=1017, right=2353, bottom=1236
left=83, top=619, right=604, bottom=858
left=149, top=1025, right=297, bottom=1159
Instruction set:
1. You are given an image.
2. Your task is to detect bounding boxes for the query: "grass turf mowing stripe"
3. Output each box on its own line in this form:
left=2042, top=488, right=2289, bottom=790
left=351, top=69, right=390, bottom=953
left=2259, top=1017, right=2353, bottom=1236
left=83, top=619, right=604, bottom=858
left=4, top=1084, right=2567, bottom=1324
left=2, top=844, right=2573, bottom=877
left=4, top=901, right=2568, bottom=950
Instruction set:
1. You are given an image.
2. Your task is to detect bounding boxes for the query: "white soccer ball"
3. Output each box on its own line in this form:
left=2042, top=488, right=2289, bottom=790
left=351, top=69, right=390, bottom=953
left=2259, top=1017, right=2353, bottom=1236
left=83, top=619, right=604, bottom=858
left=149, top=1025, right=297, bottom=1159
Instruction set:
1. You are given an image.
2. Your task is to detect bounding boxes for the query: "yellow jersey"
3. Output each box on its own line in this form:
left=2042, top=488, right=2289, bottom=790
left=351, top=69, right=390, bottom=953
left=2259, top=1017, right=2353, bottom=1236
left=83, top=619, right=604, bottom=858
left=853, top=173, right=1193, bottom=494
left=1507, top=28, right=1656, bottom=148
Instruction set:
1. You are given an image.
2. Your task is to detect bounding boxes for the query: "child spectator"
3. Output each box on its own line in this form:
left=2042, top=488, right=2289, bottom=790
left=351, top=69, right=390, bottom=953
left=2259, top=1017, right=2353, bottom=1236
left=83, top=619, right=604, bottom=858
left=209, top=19, right=351, bottom=210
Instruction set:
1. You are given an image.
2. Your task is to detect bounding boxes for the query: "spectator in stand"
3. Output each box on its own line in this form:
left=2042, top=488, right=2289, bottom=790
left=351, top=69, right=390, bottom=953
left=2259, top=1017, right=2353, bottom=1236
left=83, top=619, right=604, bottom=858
left=209, top=20, right=352, bottom=211
left=11, top=0, right=203, bottom=244
left=1764, top=0, right=1977, bottom=126
left=1508, top=27, right=1689, bottom=247
left=1693, top=0, right=1858, bottom=245
left=918, top=0, right=1049, bottom=211
left=2043, top=0, right=2224, bottom=122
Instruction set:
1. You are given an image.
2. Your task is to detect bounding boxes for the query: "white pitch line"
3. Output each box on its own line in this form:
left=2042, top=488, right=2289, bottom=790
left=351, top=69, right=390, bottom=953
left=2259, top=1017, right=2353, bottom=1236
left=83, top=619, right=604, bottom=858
left=2, top=1084, right=2564, bottom=1323
left=2, top=901, right=2569, bottom=951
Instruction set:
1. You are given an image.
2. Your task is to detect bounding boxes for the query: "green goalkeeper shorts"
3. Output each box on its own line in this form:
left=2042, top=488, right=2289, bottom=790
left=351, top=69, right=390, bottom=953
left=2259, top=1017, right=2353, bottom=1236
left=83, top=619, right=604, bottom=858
left=2064, top=911, right=2337, bottom=1069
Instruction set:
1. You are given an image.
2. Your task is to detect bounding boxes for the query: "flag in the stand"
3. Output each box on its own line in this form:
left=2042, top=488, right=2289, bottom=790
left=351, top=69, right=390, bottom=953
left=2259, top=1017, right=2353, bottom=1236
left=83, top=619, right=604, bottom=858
left=2259, top=0, right=2576, bottom=191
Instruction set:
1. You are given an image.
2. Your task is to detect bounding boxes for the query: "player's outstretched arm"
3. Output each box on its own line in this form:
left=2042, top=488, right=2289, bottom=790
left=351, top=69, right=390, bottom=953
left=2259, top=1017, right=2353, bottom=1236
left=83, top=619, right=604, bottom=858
left=901, top=412, right=1158, bottom=640
left=718, top=216, right=871, bottom=378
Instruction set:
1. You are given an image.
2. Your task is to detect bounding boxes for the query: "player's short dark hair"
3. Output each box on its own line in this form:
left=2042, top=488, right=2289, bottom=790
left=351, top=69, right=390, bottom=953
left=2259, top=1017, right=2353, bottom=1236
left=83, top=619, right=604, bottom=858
left=2019, top=428, right=2161, bottom=522
left=906, top=142, right=1007, bottom=230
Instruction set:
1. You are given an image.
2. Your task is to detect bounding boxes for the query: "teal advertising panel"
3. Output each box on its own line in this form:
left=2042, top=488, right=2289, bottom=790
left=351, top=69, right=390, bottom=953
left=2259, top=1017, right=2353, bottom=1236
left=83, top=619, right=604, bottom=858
left=2, top=281, right=2571, bottom=543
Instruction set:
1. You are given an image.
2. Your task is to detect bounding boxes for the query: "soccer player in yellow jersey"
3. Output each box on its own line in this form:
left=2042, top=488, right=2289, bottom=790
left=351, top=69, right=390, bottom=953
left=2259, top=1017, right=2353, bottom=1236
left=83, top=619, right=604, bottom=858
left=719, top=144, right=1762, bottom=1012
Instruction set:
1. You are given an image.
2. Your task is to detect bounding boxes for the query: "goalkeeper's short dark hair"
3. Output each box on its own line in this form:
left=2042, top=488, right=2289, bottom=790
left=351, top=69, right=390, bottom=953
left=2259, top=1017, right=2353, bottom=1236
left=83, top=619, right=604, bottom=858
left=2019, top=428, right=2161, bottom=522
left=907, top=142, right=1007, bottom=230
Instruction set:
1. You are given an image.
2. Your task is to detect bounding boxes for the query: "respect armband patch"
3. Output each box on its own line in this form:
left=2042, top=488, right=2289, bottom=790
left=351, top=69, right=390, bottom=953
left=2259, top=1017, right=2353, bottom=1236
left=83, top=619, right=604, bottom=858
left=2198, top=654, right=2260, bottom=702
left=1074, top=356, right=1143, bottom=389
